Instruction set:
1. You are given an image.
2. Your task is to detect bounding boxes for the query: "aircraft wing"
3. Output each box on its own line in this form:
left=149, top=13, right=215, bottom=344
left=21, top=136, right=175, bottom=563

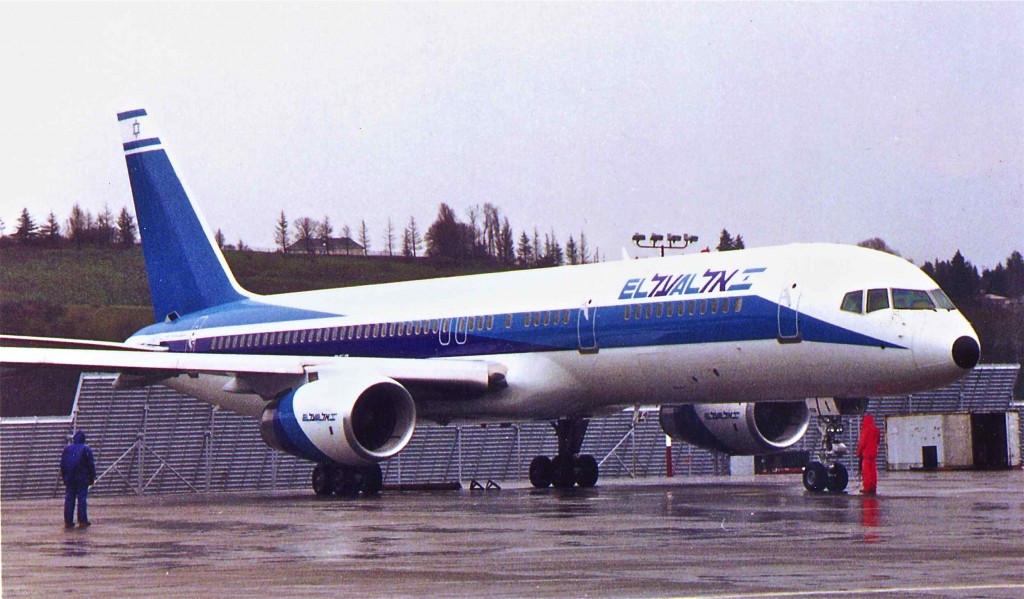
left=0, top=335, right=507, bottom=400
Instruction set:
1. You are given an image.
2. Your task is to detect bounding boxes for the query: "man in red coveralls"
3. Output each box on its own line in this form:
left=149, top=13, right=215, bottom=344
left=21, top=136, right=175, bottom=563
left=856, top=414, right=881, bottom=494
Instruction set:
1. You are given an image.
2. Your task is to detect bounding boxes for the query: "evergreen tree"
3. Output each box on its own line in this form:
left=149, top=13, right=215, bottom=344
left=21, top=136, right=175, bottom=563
left=14, top=208, right=38, bottom=244
left=214, top=229, right=226, bottom=249
left=67, top=204, right=88, bottom=247
left=517, top=231, right=533, bottom=267
left=116, top=207, right=137, bottom=248
left=498, top=217, right=515, bottom=266
left=717, top=229, right=735, bottom=252
left=96, top=205, right=116, bottom=245
left=425, top=203, right=474, bottom=263
left=578, top=232, right=590, bottom=264
left=717, top=229, right=747, bottom=252
left=275, top=210, right=290, bottom=253
left=566, top=235, right=579, bottom=265
left=40, top=211, right=62, bottom=246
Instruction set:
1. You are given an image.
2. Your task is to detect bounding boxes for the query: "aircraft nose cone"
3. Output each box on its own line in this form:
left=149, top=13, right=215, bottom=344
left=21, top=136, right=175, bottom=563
left=952, top=336, right=980, bottom=370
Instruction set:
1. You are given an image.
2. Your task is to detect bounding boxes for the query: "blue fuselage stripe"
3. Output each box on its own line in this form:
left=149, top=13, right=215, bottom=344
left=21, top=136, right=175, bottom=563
left=154, top=295, right=904, bottom=358
left=117, top=109, right=148, bottom=121
left=123, top=138, right=161, bottom=151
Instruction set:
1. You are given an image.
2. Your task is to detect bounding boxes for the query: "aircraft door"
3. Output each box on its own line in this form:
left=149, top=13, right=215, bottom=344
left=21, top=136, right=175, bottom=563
left=439, top=318, right=454, bottom=346
left=777, top=283, right=802, bottom=343
left=577, top=300, right=598, bottom=354
left=188, top=316, right=209, bottom=352
left=455, top=317, right=468, bottom=345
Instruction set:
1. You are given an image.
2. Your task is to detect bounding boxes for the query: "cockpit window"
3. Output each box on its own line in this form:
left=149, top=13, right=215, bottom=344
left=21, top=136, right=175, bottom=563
left=930, top=288, right=957, bottom=311
left=893, top=289, right=936, bottom=310
left=841, top=290, right=863, bottom=314
left=866, top=288, right=890, bottom=313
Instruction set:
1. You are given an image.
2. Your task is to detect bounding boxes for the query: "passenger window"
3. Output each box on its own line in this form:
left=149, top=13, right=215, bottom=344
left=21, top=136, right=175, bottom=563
left=645, top=305, right=653, bottom=319
left=624, top=306, right=631, bottom=320
left=634, top=305, right=642, bottom=319
left=699, top=300, right=707, bottom=315
left=866, top=288, right=890, bottom=313
left=841, top=290, right=864, bottom=314
left=655, top=303, right=664, bottom=318
left=543, top=312, right=551, bottom=326
left=734, top=298, right=743, bottom=313
left=524, top=313, right=532, bottom=327
left=468, top=318, right=476, bottom=332
left=486, top=315, right=494, bottom=330
left=688, top=301, right=696, bottom=316
left=505, top=314, right=513, bottom=328
left=563, top=310, right=571, bottom=325
left=722, top=298, right=730, bottom=314
left=893, top=289, right=936, bottom=310
left=710, top=299, right=718, bottom=314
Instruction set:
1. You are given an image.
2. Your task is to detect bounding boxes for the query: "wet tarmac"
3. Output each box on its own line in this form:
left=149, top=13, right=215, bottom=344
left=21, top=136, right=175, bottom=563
left=3, top=470, right=1024, bottom=598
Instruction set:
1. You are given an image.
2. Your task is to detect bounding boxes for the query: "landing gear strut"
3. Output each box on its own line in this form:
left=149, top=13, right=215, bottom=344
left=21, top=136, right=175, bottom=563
left=803, top=414, right=849, bottom=493
left=312, top=463, right=384, bottom=498
left=529, top=418, right=599, bottom=489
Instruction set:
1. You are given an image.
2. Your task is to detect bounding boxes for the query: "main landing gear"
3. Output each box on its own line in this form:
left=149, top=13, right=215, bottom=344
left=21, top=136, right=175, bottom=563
left=802, top=414, right=849, bottom=493
left=529, top=418, right=599, bottom=489
left=312, top=463, right=384, bottom=498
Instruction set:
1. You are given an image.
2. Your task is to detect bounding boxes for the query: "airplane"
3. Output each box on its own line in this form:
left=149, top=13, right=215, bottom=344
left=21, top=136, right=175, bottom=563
left=0, top=109, right=981, bottom=497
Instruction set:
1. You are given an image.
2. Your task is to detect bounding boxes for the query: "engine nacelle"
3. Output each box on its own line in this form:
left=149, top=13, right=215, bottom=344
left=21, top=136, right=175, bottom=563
left=260, top=372, right=416, bottom=466
left=659, top=402, right=810, bottom=455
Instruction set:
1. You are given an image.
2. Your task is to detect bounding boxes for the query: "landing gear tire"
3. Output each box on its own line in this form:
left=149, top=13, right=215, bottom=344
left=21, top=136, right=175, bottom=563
left=361, top=464, right=384, bottom=496
left=826, top=463, right=849, bottom=493
left=551, top=455, right=575, bottom=489
left=802, top=461, right=828, bottom=493
left=312, top=464, right=333, bottom=497
left=332, top=467, right=360, bottom=498
left=574, top=455, right=599, bottom=488
left=529, top=456, right=553, bottom=488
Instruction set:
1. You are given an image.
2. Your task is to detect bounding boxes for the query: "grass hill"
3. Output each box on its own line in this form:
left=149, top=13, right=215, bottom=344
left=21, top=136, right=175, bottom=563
left=0, top=244, right=506, bottom=341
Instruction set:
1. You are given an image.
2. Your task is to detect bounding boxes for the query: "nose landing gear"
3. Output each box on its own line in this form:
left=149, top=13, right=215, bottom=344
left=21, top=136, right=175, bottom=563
left=803, top=414, right=850, bottom=493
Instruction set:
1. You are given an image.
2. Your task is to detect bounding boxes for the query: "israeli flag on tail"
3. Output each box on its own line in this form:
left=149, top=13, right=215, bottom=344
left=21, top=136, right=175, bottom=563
left=117, top=109, right=250, bottom=323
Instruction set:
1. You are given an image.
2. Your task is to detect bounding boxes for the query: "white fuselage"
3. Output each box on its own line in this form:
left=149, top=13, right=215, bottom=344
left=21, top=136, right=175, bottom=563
left=128, top=243, right=978, bottom=422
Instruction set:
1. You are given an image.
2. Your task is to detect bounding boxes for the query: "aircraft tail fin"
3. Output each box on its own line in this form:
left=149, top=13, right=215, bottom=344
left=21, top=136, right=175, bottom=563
left=117, top=109, right=249, bottom=323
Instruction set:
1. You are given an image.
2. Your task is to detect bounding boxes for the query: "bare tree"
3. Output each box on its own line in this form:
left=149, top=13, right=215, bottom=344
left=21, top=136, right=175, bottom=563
left=318, top=216, right=334, bottom=254
left=383, top=217, right=396, bottom=256
left=294, top=216, right=318, bottom=255
left=404, top=217, right=422, bottom=257
left=341, top=224, right=352, bottom=255
left=358, top=220, right=370, bottom=255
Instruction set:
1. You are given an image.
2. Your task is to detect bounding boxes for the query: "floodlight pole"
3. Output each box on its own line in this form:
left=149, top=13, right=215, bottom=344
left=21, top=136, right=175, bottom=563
left=632, top=233, right=699, bottom=257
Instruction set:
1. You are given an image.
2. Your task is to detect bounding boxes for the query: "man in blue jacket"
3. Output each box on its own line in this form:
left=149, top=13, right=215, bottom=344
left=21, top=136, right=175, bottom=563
left=60, top=430, right=96, bottom=528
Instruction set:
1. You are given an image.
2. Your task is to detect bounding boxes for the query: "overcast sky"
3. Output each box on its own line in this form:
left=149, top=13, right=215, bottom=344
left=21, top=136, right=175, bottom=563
left=1, top=3, right=1021, bottom=268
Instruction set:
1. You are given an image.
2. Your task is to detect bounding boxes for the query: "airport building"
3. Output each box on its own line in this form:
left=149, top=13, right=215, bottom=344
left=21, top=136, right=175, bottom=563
left=1, top=365, right=1019, bottom=500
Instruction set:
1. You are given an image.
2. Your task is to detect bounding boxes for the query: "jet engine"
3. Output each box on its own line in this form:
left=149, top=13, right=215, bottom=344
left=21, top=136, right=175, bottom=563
left=260, top=371, right=416, bottom=466
left=659, top=402, right=810, bottom=455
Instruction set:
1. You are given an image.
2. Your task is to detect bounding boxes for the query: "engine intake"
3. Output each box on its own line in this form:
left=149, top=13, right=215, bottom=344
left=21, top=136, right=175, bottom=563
left=659, top=402, right=810, bottom=455
left=261, top=372, right=416, bottom=466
